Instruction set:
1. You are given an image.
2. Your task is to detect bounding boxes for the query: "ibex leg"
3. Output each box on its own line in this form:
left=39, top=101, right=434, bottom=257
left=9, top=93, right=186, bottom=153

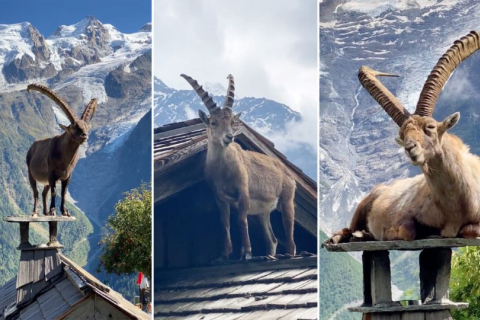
left=216, top=198, right=232, bottom=260
left=60, top=178, right=71, bottom=217
left=28, top=171, right=39, bottom=217
left=238, top=195, right=252, bottom=260
left=459, top=223, right=480, bottom=238
left=48, top=174, right=57, bottom=216
left=42, top=185, right=49, bottom=216
left=259, top=213, right=277, bottom=256
left=279, top=184, right=296, bottom=256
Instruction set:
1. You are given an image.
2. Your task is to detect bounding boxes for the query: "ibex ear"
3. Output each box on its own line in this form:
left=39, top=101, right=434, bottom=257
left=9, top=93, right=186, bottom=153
left=395, top=136, right=404, bottom=147
left=59, top=124, right=69, bottom=131
left=439, top=112, right=460, bottom=133
left=233, top=112, right=242, bottom=122
left=87, top=123, right=92, bottom=130
left=198, top=110, right=209, bottom=125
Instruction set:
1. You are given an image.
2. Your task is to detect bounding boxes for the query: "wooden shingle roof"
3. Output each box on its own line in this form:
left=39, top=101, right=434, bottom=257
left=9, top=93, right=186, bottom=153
left=0, top=253, right=150, bottom=320
left=154, top=256, right=318, bottom=320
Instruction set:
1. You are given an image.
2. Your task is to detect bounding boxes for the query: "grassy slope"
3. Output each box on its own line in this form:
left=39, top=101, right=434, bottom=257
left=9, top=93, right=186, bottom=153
left=320, top=230, right=362, bottom=320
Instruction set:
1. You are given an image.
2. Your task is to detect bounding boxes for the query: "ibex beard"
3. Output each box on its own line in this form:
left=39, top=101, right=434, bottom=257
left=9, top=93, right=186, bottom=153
left=329, top=31, right=480, bottom=244
left=26, top=84, right=97, bottom=217
left=182, top=74, right=297, bottom=260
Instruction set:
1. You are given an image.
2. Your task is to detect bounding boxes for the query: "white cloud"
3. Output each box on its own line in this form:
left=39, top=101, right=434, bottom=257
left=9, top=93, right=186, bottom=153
left=153, top=0, right=317, bottom=114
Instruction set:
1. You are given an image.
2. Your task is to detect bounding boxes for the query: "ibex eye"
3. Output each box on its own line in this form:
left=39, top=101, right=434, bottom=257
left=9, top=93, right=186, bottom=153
left=427, top=124, right=436, bottom=129
left=211, top=122, right=217, bottom=126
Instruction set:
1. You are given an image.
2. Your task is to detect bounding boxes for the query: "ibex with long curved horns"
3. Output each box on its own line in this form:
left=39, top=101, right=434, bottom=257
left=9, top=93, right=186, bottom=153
left=181, top=74, right=296, bottom=260
left=330, top=31, right=480, bottom=243
left=27, top=84, right=97, bottom=217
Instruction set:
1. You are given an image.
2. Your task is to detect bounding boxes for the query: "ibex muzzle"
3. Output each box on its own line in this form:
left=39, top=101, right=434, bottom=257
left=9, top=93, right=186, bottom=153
left=26, top=84, right=97, bottom=217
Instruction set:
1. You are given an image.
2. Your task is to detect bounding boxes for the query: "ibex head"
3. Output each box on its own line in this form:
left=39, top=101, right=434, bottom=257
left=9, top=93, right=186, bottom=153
left=181, top=74, right=242, bottom=147
left=27, top=84, right=97, bottom=144
left=359, top=31, right=480, bottom=167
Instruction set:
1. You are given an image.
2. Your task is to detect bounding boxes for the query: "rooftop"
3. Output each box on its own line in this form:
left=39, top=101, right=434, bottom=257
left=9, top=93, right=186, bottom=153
left=154, top=256, right=318, bottom=320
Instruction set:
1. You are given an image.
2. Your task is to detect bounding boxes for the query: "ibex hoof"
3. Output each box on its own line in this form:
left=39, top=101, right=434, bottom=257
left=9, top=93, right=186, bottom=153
left=31, top=212, right=38, bottom=217
left=212, top=256, right=228, bottom=263
left=62, top=209, right=71, bottom=217
left=242, top=252, right=253, bottom=260
left=48, top=208, right=56, bottom=216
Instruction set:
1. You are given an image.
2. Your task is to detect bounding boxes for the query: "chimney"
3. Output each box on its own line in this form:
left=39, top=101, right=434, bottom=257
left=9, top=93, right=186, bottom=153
left=4, top=216, right=76, bottom=307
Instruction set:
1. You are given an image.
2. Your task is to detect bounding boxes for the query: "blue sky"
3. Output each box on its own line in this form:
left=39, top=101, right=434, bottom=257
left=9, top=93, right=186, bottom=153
left=0, top=0, right=151, bottom=35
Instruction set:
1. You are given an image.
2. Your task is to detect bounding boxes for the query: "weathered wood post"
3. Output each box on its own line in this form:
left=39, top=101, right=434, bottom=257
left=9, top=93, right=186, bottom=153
left=4, top=215, right=76, bottom=306
left=323, top=238, right=479, bottom=320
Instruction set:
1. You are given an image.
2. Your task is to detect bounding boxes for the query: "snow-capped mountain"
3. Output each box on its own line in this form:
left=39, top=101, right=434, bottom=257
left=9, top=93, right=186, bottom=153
left=0, top=17, right=151, bottom=300
left=154, top=77, right=317, bottom=179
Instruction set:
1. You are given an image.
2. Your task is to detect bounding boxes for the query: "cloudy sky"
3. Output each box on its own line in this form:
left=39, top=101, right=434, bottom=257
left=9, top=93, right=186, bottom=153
left=154, top=0, right=317, bottom=113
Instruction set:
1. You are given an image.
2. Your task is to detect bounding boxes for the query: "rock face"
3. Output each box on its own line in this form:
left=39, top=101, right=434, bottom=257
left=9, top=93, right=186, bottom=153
left=105, top=51, right=152, bottom=98
left=1, top=24, right=56, bottom=83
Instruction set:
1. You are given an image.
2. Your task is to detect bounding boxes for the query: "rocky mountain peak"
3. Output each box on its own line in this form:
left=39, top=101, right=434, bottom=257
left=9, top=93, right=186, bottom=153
left=26, top=24, right=50, bottom=61
left=140, top=23, right=152, bottom=32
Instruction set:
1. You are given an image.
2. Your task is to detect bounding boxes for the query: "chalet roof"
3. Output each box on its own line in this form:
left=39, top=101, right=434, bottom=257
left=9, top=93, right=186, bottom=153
left=154, top=119, right=317, bottom=235
left=154, top=256, right=318, bottom=320
left=0, top=253, right=149, bottom=320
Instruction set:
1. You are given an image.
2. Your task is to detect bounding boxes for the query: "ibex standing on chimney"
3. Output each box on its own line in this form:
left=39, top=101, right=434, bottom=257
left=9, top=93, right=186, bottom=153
left=182, top=74, right=296, bottom=260
left=27, top=84, right=97, bottom=217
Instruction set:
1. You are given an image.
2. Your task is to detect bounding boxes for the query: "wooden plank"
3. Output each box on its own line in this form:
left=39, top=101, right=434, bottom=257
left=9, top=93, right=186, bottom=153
left=368, top=313, right=402, bottom=320
left=33, top=250, right=45, bottom=282
left=17, top=251, right=34, bottom=288
left=237, top=309, right=297, bottom=320
left=294, top=307, right=319, bottom=320
left=94, top=295, right=136, bottom=320
left=349, top=301, right=468, bottom=313
left=61, top=295, right=95, bottom=320
left=424, top=310, right=453, bottom=320
left=44, top=250, right=61, bottom=280
left=365, top=251, right=392, bottom=307
left=16, top=283, right=32, bottom=306
left=155, top=257, right=317, bottom=288
left=420, top=248, right=451, bottom=304
left=56, top=279, right=83, bottom=304
left=4, top=216, right=76, bottom=222
left=19, top=301, right=43, bottom=320
left=323, top=238, right=480, bottom=252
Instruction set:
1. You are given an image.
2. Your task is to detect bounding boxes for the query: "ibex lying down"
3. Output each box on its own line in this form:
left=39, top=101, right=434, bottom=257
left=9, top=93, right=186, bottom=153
left=330, top=31, right=480, bottom=243
left=182, top=74, right=296, bottom=260
left=27, top=84, right=97, bottom=217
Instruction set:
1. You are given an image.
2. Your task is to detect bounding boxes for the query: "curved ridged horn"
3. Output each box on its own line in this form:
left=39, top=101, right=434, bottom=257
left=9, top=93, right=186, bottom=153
left=358, top=66, right=411, bottom=127
left=27, top=83, right=77, bottom=124
left=415, top=31, right=480, bottom=117
left=180, top=74, right=219, bottom=113
left=223, top=74, right=235, bottom=109
left=81, top=98, right=97, bottom=122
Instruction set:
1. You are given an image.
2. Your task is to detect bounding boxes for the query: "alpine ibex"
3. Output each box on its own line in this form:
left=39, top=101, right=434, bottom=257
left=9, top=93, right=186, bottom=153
left=27, top=84, right=97, bottom=217
left=330, top=31, right=480, bottom=243
left=181, top=74, right=296, bottom=260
